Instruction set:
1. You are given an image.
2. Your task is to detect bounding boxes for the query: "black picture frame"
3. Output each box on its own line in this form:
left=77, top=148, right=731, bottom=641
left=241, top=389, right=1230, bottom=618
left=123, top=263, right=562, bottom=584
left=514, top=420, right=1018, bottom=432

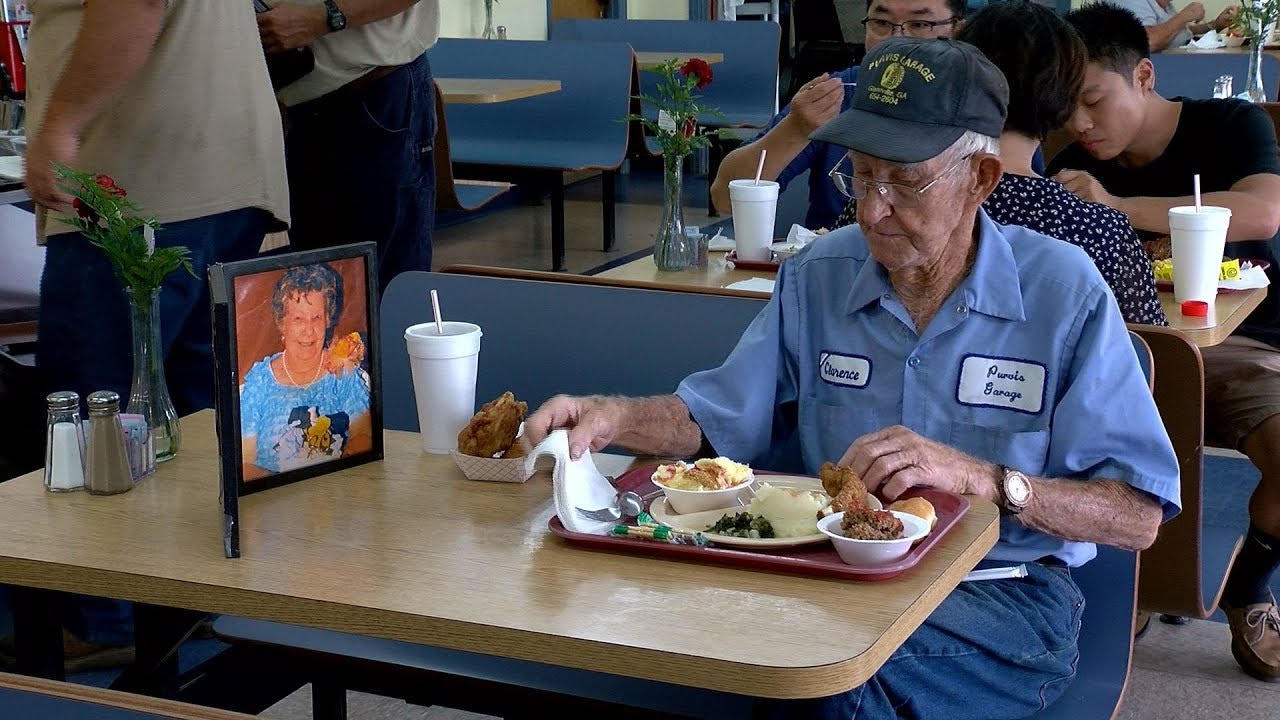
left=210, top=243, right=383, bottom=558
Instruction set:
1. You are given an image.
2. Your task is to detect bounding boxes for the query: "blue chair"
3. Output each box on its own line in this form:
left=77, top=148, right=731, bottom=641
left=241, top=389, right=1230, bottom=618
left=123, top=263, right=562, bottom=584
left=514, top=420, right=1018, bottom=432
left=426, top=39, right=634, bottom=271
left=1027, top=331, right=1152, bottom=719
left=430, top=82, right=510, bottom=212
left=1152, top=52, right=1280, bottom=100
left=552, top=19, right=782, bottom=129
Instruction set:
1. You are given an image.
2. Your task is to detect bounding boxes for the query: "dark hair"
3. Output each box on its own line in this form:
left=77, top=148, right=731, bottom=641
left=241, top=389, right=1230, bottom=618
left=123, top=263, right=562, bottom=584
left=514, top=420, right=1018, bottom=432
left=1064, top=2, right=1151, bottom=76
left=272, top=262, right=345, bottom=344
left=866, top=0, right=968, bottom=21
left=956, top=1, right=1086, bottom=140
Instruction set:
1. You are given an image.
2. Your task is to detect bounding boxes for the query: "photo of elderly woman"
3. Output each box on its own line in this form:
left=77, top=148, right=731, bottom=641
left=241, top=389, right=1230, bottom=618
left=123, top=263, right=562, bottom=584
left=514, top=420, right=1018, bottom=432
left=234, top=259, right=373, bottom=481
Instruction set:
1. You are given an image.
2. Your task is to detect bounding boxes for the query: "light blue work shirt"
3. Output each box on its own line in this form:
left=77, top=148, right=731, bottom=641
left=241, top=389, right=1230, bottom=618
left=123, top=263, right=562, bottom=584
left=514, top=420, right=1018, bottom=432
left=676, top=210, right=1181, bottom=567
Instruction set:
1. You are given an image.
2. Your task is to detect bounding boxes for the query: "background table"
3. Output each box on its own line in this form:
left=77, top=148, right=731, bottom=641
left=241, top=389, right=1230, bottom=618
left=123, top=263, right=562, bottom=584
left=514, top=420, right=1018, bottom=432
left=435, top=78, right=562, bottom=104
left=0, top=672, right=255, bottom=720
left=1161, top=288, right=1267, bottom=347
left=0, top=412, right=998, bottom=700
left=635, top=52, right=725, bottom=70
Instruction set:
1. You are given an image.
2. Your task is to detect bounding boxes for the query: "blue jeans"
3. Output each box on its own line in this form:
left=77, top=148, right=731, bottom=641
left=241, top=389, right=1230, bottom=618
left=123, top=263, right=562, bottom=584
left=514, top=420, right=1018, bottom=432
left=763, top=561, right=1083, bottom=719
left=284, top=53, right=436, bottom=292
left=36, top=207, right=271, bottom=645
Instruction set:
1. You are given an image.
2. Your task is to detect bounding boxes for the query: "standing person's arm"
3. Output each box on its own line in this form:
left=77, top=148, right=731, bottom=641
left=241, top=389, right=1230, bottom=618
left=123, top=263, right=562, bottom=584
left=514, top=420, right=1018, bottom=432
left=258, top=0, right=425, bottom=53
left=24, top=0, right=168, bottom=211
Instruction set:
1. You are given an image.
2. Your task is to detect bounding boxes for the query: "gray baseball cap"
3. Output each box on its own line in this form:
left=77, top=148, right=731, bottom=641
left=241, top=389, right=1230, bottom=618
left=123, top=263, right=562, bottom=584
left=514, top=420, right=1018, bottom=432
left=810, top=37, right=1009, bottom=164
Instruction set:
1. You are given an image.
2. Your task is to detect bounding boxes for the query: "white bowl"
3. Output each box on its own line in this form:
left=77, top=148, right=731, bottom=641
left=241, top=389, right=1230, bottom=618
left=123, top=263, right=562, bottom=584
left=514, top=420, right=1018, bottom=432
left=817, top=511, right=931, bottom=566
left=1224, top=34, right=1247, bottom=47
left=654, top=473, right=755, bottom=514
left=770, top=241, right=806, bottom=260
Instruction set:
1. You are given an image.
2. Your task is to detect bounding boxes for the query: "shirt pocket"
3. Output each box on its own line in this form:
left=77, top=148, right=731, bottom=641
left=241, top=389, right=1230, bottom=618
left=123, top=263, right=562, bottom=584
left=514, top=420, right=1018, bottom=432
left=805, top=400, right=893, bottom=464
left=948, top=421, right=1052, bottom=475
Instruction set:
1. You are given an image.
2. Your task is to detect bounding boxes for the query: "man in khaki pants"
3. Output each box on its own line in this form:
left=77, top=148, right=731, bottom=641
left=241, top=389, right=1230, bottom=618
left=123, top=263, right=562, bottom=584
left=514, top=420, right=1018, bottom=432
left=20, top=0, right=290, bottom=668
left=258, top=0, right=439, bottom=292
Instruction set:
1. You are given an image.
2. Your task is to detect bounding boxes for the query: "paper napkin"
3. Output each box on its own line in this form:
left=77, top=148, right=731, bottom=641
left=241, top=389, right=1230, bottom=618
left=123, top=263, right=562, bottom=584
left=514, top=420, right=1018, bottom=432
left=708, top=231, right=735, bottom=252
left=525, top=429, right=618, bottom=535
left=1188, top=30, right=1228, bottom=49
left=724, top=277, right=777, bottom=293
left=1221, top=263, right=1272, bottom=291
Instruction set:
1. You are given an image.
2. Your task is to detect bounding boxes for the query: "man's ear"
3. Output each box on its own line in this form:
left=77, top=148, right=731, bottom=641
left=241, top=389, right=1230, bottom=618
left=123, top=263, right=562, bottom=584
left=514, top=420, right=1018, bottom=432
left=972, top=153, right=1003, bottom=201
left=1134, top=58, right=1156, bottom=93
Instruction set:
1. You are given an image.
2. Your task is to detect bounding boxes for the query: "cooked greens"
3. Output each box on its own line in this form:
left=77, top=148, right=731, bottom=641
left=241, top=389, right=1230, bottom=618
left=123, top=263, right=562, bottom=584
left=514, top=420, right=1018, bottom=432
left=706, top=512, right=775, bottom=539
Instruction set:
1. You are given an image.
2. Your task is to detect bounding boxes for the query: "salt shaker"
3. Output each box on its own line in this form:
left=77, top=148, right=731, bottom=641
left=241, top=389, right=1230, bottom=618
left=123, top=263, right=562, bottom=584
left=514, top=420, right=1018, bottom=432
left=686, top=226, right=709, bottom=268
left=1214, top=75, right=1234, bottom=99
left=84, top=391, right=135, bottom=496
left=497, top=25, right=507, bottom=40
left=44, top=391, right=85, bottom=492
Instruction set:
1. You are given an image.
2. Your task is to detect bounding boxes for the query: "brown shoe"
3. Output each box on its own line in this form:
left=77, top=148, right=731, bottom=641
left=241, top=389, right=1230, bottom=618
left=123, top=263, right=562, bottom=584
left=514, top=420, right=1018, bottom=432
left=1224, top=600, right=1280, bottom=682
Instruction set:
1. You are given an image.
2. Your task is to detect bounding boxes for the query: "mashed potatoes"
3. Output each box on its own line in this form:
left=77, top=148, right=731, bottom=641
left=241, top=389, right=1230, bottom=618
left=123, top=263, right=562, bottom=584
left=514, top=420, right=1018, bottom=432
left=748, top=483, right=829, bottom=538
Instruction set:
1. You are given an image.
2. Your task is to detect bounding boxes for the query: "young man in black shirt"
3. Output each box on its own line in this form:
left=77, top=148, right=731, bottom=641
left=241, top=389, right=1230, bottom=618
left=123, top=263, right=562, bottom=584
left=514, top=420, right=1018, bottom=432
left=1050, top=2, right=1280, bottom=682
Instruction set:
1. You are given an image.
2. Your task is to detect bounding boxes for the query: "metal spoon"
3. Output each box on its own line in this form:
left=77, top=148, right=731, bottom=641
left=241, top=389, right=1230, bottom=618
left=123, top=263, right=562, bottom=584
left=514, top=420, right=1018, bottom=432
left=616, top=490, right=645, bottom=519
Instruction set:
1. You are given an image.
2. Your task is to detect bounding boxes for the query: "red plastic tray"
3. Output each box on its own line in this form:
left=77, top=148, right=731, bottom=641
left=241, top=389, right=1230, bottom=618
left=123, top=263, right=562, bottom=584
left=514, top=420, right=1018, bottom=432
left=548, top=466, right=970, bottom=581
left=725, top=250, right=781, bottom=272
left=1154, top=258, right=1270, bottom=294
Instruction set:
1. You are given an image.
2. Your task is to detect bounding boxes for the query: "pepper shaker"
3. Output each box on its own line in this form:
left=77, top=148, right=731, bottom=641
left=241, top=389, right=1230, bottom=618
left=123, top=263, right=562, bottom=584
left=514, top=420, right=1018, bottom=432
left=44, top=391, right=85, bottom=492
left=84, top=391, right=135, bottom=496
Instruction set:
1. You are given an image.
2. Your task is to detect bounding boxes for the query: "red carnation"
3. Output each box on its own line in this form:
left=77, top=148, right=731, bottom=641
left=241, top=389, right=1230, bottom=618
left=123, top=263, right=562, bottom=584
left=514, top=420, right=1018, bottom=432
left=679, top=58, right=714, bottom=90
left=682, top=117, right=697, bottom=139
left=72, top=197, right=98, bottom=223
left=94, top=173, right=126, bottom=198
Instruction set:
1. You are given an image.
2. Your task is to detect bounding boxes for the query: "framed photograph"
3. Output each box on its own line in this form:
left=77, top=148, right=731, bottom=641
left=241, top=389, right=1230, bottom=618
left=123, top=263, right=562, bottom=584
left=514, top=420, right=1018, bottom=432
left=210, top=243, right=383, bottom=557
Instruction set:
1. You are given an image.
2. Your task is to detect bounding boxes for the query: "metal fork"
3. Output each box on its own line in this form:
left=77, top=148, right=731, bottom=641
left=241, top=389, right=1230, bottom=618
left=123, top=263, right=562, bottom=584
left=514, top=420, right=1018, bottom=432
left=576, top=505, right=623, bottom=522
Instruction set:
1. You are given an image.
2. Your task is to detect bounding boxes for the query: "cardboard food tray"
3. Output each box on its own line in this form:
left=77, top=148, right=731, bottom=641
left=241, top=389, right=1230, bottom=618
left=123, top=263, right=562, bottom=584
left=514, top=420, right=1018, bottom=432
left=548, top=467, right=969, bottom=581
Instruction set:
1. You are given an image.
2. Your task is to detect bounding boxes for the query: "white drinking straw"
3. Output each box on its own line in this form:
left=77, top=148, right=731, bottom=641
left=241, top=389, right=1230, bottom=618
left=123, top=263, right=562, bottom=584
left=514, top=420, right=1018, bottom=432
left=1194, top=174, right=1202, bottom=212
left=754, top=148, right=767, bottom=186
left=430, top=289, right=444, bottom=335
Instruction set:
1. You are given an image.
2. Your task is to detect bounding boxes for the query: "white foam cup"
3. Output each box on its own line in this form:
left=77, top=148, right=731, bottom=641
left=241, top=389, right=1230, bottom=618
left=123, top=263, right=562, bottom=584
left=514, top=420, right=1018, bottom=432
left=1169, top=206, right=1232, bottom=304
left=404, top=322, right=482, bottom=453
left=729, top=179, right=780, bottom=262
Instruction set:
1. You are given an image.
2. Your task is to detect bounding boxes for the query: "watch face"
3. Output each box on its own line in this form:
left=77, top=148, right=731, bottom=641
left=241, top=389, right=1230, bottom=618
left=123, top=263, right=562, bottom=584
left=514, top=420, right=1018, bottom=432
left=1006, top=473, right=1032, bottom=505
left=326, top=1, right=346, bottom=30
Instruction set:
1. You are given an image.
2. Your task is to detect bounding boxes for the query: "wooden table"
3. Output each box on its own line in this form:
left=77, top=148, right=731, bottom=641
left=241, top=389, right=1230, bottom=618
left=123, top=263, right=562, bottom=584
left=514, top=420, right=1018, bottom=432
left=435, top=78, right=562, bottom=104
left=595, top=253, right=1270, bottom=348
left=1161, top=287, right=1267, bottom=347
left=0, top=672, right=254, bottom=719
left=0, top=411, right=998, bottom=700
left=635, top=52, right=725, bottom=71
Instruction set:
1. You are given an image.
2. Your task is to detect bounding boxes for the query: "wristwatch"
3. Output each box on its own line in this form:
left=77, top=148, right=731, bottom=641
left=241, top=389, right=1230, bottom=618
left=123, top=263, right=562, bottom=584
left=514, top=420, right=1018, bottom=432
left=1000, top=467, right=1033, bottom=515
left=323, top=0, right=347, bottom=32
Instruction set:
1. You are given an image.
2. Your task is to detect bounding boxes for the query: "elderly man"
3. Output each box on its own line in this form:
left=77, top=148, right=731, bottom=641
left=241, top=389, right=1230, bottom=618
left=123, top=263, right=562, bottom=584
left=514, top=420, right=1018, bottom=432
left=527, top=38, right=1179, bottom=717
left=1106, top=0, right=1238, bottom=51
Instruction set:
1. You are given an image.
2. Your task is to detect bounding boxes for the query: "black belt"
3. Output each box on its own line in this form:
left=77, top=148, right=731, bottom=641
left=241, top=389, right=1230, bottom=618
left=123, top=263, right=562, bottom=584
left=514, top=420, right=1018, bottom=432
left=290, top=64, right=408, bottom=115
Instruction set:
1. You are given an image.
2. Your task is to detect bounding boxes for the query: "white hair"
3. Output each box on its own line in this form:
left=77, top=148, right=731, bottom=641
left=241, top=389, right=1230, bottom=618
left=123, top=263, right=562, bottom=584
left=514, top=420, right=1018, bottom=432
left=948, top=130, right=1000, bottom=159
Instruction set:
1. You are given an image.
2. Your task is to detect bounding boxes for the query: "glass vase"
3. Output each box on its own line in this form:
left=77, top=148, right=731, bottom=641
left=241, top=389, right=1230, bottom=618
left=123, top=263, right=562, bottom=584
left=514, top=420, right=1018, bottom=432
left=127, top=288, right=181, bottom=463
left=654, top=152, right=693, bottom=271
left=481, top=0, right=496, bottom=39
left=1247, top=39, right=1268, bottom=102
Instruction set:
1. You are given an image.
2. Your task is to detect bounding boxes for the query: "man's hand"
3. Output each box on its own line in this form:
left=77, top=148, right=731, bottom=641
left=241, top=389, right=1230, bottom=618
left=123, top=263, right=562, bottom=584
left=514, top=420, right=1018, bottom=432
left=23, top=125, right=79, bottom=212
left=524, top=395, right=626, bottom=459
left=1053, top=169, right=1118, bottom=209
left=258, top=1, right=329, bottom=54
left=1212, top=5, right=1240, bottom=30
left=1181, top=1, right=1207, bottom=23
left=785, top=74, right=844, bottom=136
left=838, top=425, right=1000, bottom=502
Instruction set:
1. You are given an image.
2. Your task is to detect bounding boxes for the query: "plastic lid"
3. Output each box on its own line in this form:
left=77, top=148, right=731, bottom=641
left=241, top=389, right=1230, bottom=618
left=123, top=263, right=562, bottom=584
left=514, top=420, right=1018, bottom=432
left=1181, top=300, right=1209, bottom=317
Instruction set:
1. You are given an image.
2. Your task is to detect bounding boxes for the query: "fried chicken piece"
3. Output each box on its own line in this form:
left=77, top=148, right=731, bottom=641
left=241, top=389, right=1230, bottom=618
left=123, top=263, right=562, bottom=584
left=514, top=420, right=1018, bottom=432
left=840, top=507, right=905, bottom=541
left=819, top=462, right=870, bottom=513
left=500, top=437, right=529, bottom=459
left=457, top=392, right=527, bottom=458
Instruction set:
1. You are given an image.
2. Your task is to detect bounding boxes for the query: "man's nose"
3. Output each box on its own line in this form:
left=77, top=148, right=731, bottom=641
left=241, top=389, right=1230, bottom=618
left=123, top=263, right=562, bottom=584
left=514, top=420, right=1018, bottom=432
left=859, top=185, right=893, bottom=226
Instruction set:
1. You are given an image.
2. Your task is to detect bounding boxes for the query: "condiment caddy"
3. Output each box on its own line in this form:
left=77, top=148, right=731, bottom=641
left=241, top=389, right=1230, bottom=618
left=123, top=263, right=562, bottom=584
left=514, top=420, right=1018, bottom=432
left=44, top=389, right=156, bottom=495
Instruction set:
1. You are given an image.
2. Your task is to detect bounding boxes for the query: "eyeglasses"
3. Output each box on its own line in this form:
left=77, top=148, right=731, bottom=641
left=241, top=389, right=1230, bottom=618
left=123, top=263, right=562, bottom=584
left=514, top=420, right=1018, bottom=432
left=860, top=17, right=959, bottom=37
left=829, top=153, right=975, bottom=208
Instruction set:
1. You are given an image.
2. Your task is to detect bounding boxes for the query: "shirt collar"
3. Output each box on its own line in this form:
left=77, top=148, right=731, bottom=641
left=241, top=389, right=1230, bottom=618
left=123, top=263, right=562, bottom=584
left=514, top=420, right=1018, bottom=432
left=843, top=209, right=1026, bottom=322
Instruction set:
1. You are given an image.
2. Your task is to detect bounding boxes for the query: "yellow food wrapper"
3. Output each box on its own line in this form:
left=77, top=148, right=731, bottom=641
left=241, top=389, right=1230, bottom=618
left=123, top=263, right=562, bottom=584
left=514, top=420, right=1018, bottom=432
left=1151, top=258, right=1240, bottom=282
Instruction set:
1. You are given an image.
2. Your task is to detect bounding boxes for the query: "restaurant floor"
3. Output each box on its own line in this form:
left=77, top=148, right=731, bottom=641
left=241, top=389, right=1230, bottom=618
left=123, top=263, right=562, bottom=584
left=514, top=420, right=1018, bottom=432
left=258, top=168, right=1280, bottom=719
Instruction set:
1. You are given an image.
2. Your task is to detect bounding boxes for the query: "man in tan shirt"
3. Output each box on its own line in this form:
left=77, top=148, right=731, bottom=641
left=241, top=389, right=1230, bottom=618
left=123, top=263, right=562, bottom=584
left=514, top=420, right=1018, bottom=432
left=258, top=0, right=438, bottom=291
left=18, top=0, right=288, bottom=663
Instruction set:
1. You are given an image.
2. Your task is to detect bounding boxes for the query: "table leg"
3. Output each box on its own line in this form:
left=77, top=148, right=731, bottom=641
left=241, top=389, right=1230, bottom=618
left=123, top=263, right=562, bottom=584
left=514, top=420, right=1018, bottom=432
left=312, top=679, right=349, bottom=720
left=110, top=604, right=206, bottom=697
left=12, top=587, right=64, bottom=681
